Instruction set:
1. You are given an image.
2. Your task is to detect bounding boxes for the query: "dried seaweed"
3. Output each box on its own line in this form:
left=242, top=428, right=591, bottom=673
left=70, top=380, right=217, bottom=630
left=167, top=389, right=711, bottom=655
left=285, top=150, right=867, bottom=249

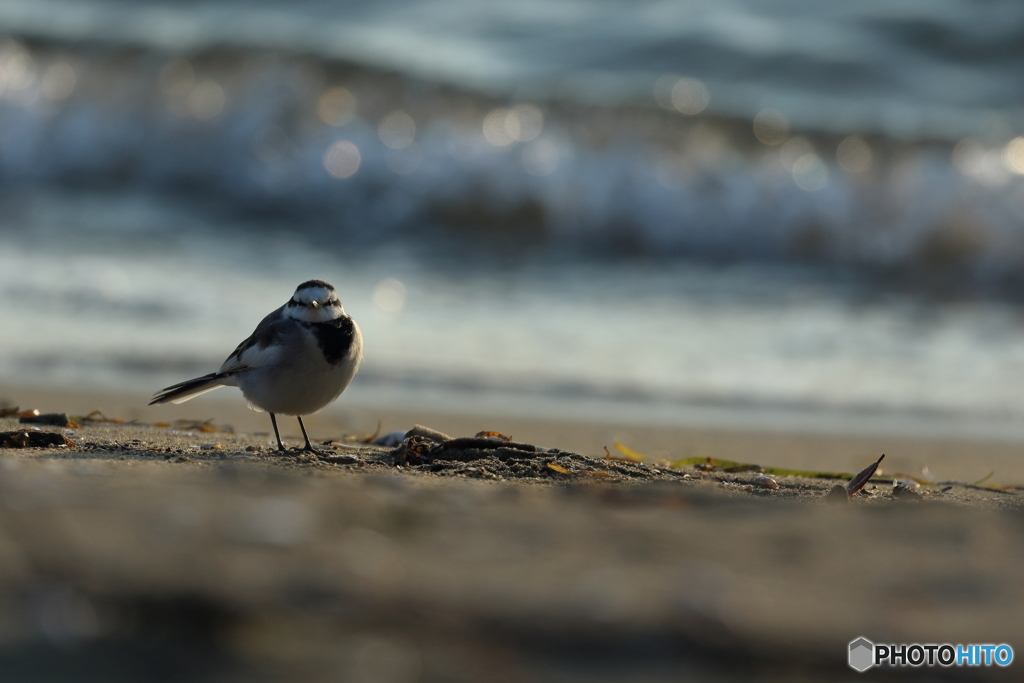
left=611, top=441, right=645, bottom=462
left=0, top=430, right=75, bottom=448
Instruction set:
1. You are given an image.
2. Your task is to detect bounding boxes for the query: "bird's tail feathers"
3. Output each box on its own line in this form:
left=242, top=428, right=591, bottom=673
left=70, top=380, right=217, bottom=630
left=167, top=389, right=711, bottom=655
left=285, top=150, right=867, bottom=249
left=149, top=373, right=227, bottom=405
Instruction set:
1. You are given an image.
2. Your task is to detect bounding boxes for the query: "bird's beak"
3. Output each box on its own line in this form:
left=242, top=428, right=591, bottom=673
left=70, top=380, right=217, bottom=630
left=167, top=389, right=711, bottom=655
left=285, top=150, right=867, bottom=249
left=311, top=301, right=320, bottom=309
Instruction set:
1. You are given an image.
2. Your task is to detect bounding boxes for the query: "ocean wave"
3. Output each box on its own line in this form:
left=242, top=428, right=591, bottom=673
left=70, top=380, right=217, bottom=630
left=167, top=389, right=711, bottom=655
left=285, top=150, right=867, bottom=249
left=0, top=37, right=1021, bottom=281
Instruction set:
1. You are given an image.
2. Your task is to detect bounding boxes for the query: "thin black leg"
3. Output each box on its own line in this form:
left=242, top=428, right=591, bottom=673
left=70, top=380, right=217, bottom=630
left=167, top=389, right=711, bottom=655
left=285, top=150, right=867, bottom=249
left=269, top=413, right=287, bottom=451
left=297, top=416, right=318, bottom=453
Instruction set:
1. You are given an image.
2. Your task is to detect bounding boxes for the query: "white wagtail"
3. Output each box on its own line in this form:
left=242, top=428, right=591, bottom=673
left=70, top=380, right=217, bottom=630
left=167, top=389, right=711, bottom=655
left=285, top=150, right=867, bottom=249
left=150, top=280, right=363, bottom=453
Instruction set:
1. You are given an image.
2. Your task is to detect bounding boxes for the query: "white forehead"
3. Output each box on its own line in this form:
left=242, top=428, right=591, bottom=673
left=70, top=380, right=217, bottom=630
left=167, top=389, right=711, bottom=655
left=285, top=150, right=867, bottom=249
left=293, top=285, right=334, bottom=303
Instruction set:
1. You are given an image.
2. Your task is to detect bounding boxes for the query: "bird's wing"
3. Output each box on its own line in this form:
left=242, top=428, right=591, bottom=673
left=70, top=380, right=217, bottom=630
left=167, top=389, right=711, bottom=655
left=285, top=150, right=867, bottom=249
left=217, top=307, right=298, bottom=376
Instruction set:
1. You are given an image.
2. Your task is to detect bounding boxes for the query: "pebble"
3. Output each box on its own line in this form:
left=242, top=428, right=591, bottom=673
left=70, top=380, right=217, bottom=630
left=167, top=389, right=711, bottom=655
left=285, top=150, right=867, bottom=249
left=753, top=475, right=779, bottom=489
left=892, top=483, right=923, bottom=501
left=826, top=485, right=849, bottom=504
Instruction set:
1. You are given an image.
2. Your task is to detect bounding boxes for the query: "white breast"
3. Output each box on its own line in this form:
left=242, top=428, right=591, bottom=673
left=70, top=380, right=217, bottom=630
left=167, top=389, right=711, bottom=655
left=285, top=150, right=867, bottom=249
left=236, top=321, right=362, bottom=416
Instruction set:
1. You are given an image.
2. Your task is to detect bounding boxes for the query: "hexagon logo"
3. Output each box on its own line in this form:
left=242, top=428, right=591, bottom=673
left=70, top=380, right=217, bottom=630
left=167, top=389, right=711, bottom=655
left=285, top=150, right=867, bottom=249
left=849, top=637, right=874, bottom=672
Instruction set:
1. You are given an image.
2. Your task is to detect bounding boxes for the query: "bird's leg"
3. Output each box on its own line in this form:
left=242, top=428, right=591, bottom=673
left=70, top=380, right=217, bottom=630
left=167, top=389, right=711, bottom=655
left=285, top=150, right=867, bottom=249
left=297, top=416, right=321, bottom=454
left=269, top=413, right=287, bottom=452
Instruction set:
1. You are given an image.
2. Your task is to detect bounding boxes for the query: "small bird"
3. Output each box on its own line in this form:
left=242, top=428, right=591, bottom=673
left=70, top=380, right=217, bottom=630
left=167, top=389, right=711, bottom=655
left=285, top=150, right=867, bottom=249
left=150, top=280, right=363, bottom=453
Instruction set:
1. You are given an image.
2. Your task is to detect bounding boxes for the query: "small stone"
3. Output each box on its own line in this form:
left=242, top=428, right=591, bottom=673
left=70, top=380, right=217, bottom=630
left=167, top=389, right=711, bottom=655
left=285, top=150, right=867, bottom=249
left=200, top=443, right=222, bottom=450
left=892, top=483, right=923, bottom=501
left=826, top=485, right=849, bottom=504
left=753, top=474, right=779, bottom=489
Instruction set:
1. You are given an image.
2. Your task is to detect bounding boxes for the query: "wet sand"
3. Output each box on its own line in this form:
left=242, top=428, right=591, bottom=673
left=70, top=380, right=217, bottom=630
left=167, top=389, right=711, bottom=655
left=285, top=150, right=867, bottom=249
left=1, top=386, right=1023, bottom=681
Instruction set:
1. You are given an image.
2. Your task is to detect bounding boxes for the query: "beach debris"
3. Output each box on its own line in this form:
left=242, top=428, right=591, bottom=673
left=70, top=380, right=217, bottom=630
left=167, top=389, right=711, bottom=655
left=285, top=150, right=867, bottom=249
left=200, top=443, right=222, bottom=450
left=151, top=418, right=231, bottom=433
left=582, top=467, right=614, bottom=479
left=435, top=436, right=538, bottom=455
left=974, top=471, right=995, bottom=486
left=827, top=484, right=849, bottom=504
left=169, top=419, right=233, bottom=433
left=372, top=430, right=407, bottom=447
left=846, top=454, right=885, bottom=496
left=405, top=425, right=452, bottom=443
left=360, top=421, right=383, bottom=444
left=325, top=420, right=384, bottom=446
left=392, top=436, right=434, bottom=466
left=388, top=425, right=458, bottom=464
left=0, top=430, right=76, bottom=448
left=724, top=462, right=762, bottom=473
left=753, top=474, right=779, bottom=489
left=0, top=406, right=19, bottom=418
left=390, top=428, right=572, bottom=469
left=18, top=412, right=78, bottom=428
left=892, top=482, right=924, bottom=501
left=546, top=462, right=571, bottom=475
left=476, top=431, right=512, bottom=441
left=611, top=441, right=645, bottom=463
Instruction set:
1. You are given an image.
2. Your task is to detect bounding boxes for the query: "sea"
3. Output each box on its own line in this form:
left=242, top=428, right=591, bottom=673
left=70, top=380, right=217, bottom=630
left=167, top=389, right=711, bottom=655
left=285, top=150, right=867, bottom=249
left=2, top=0, right=1024, bottom=440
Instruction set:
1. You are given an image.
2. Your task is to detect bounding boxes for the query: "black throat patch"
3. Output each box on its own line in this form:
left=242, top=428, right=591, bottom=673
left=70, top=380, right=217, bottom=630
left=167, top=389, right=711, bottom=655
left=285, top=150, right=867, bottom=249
left=310, top=315, right=356, bottom=365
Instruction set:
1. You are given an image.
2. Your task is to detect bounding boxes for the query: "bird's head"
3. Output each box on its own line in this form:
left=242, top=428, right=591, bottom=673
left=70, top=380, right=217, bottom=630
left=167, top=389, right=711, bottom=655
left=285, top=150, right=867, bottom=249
left=285, top=280, right=345, bottom=323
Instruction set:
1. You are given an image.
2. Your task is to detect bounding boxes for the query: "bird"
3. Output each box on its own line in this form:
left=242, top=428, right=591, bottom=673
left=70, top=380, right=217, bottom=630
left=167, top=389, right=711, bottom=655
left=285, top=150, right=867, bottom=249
left=150, top=279, right=363, bottom=453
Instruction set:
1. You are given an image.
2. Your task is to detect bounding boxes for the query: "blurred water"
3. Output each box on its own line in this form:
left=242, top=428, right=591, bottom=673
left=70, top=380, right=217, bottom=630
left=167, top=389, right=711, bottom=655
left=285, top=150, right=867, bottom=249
left=1, top=3, right=1024, bottom=433
left=1, top=0, right=1022, bottom=134
left=4, top=190, right=1024, bottom=439
left=0, top=7, right=1018, bottom=274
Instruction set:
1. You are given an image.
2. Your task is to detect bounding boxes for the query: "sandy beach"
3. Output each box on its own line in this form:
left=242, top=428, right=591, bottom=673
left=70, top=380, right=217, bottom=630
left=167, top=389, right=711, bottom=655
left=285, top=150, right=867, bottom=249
left=9, top=383, right=1024, bottom=486
left=1, top=384, right=1022, bottom=681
